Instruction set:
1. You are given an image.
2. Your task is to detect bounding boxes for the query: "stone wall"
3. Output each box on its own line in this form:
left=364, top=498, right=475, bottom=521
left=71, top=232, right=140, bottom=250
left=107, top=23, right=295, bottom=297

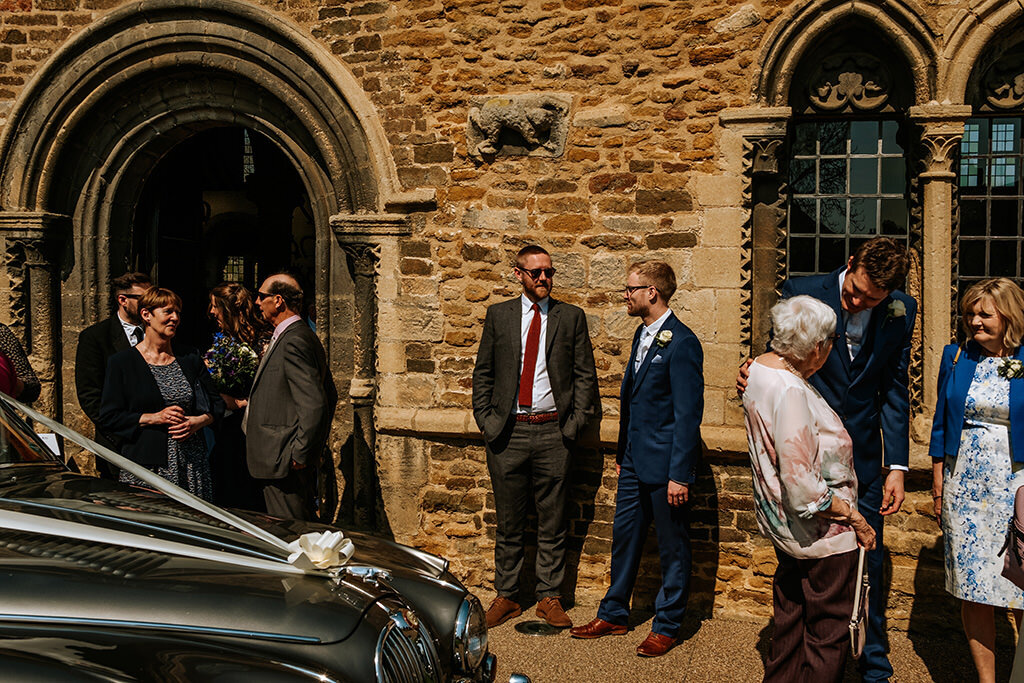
left=0, top=0, right=1009, bottom=632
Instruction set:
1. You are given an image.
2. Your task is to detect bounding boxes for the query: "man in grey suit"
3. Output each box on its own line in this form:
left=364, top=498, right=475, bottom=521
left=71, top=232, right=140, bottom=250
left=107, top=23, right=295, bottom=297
left=472, top=245, right=600, bottom=629
left=246, top=273, right=337, bottom=520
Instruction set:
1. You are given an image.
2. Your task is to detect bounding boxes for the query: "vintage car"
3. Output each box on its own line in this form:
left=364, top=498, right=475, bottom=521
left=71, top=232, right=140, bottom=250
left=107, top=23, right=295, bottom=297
left=0, top=395, right=526, bottom=682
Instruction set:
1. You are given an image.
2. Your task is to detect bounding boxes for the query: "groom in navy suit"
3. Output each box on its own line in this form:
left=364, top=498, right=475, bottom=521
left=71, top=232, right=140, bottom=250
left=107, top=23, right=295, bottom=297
left=740, top=236, right=915, bottom=682
left=571, top=260, right=703, bottom=658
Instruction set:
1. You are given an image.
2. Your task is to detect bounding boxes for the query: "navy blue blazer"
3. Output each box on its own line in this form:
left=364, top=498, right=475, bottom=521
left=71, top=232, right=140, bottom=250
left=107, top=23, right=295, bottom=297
left=929, top=342, right=1024, bottom=463
left=781, top=268, right=916, bottom=485
left=617, top=312, right=704, bottom=485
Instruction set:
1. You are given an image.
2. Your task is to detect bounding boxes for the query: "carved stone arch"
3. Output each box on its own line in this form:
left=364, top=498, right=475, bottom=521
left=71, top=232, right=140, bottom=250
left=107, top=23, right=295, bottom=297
left=942, top=0, right=1024, bottom=104
left=752, top=0, right=938, bottom=107
left=0, top=0, right=425, bottom=511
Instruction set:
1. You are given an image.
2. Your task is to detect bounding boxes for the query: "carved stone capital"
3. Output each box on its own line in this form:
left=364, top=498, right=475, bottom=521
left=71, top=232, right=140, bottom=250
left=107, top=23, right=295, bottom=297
left=909, top=105, right=972, bottom=174
left=332, top=213, right=411, bottom=275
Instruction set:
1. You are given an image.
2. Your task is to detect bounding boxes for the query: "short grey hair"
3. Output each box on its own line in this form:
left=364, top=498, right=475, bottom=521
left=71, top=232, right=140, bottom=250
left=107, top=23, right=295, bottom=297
left=769, top=295, right=837, bottom=362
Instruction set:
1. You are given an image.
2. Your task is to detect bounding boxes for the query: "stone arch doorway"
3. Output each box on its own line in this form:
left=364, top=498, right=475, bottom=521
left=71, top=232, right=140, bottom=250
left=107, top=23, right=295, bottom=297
left=0, top=0, right=429, bottom=529
left=130, top=126, right=315, bottom=350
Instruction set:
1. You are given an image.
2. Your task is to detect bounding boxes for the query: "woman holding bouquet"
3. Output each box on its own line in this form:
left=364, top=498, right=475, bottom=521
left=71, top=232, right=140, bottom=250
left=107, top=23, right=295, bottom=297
left=99, top=287, right=223, bottom=501
left=930, top=277, right=1024, bottom=683
left=206, top=282, right=270, bottom=510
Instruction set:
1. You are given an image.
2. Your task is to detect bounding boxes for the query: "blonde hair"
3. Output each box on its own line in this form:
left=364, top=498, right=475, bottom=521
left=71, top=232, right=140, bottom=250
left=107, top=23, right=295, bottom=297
left=629, top=260, right=677, bottom=300
left=961, top=278, right=1024, bottom=350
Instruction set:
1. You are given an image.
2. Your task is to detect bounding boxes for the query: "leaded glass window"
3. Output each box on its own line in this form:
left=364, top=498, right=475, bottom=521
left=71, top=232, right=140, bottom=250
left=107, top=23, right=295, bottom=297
left=958, top=117, right=1024, bottom=299
left=786, top=120, right=910, bottom=277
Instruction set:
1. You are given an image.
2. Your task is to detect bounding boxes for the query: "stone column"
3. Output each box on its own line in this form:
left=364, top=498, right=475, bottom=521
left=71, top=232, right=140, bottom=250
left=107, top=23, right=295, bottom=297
left=719, top=107, right=792, bottom=353
left=331, top=213, right=411, bottom=533
left=909, top=105, right=971, bottom=423
left=0, top=212, right=69, bottom=416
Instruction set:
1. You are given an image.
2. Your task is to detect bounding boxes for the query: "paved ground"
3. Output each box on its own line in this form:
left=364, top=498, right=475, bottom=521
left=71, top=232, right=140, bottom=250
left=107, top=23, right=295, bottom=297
left=487, top=601, right=1019, bottom=682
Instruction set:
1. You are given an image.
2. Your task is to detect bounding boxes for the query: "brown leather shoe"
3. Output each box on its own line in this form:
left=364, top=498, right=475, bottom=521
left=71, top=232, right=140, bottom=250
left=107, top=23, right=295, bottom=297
left=636, top=631, right=677, bottom=657
left=569, top=617, right=627, bottom=639
left=485, top=596, right=522, bottom=628
left=536, top=596, right=572, bottom=628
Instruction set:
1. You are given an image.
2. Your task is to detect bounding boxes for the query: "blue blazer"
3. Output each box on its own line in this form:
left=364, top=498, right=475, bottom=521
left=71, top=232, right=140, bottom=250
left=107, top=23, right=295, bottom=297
left=929, top=342, right=1024, bottom=463
left=617, top=313, right=704, bottom=485
left=781, top=268, right=916, bottom=485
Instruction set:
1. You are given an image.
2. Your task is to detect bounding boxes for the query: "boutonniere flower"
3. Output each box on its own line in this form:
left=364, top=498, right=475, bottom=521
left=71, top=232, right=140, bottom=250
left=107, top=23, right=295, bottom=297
left=999, top=358, right=1024, bottom=379
left=655, top=330, right=673, bottom=347
left=886, top=300, right=906, bottom=322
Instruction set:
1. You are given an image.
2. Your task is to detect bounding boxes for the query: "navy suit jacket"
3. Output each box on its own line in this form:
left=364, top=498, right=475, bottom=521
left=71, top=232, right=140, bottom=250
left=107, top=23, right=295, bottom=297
left=617, top=312, right=704, bottom=485
left=929, top=342, right=1024, bottom=463
left=781, top=268, right=916, bottom=485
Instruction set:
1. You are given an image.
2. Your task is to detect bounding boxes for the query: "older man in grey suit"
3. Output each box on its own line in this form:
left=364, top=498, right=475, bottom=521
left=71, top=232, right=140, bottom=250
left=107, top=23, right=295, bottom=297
left=473, top=245, right=600, bottom=630
left=246, top=273, right=337, bottom=520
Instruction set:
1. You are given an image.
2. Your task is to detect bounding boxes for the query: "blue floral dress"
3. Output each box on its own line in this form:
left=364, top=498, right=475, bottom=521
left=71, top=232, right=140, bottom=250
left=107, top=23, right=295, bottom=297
left=942, top=357, right=1024, bottom=607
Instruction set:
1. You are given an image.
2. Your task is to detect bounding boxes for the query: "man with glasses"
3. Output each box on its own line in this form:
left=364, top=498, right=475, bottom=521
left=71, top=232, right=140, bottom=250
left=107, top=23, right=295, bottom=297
left=737, top=236, right=915, bottom=682
left=245, top=273, right=336, bottom=520
left=75, top=271, right=152, bottom=479
left=472, top=245, right=599, bottom=630
left=571, top=260, right=703, bottom=658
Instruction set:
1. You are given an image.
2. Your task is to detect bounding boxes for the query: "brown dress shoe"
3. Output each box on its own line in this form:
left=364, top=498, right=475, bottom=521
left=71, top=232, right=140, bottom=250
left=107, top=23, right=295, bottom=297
left=485, top=596, right=522, bottom=628
left=636, top=631, right=677, bottom=657
left=536, top=596, right=572, bottom=628
left=569, top=617, right=628, bottom=639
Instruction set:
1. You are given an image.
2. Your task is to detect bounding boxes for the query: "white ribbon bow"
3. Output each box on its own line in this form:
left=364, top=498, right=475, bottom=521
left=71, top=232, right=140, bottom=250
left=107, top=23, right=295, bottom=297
left=287, top=531, right=356, bottom=570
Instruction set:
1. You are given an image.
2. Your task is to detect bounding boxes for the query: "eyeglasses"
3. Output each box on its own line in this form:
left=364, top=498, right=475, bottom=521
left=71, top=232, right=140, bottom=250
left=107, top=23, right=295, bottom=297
left=120, top=294, right=142, bottom=300
left=624, top=285, right=652, bottom=295
left=517, top=267, right=556, bottom=280
left=256, top=291, right=273, bottom=301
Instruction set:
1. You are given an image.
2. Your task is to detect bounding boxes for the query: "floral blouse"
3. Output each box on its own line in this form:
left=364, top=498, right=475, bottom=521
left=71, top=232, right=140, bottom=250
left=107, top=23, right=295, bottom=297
left=742, top=360, right=858, bottom=559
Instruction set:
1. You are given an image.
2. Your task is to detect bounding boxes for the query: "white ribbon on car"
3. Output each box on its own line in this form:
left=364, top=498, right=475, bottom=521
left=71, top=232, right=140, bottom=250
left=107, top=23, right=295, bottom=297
left=0, top=395, right=355, bottom=574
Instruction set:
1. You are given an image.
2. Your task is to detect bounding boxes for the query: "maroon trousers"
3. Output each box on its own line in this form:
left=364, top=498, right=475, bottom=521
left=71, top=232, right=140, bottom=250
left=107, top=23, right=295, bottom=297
left=764, top=547, right=858, bottom=683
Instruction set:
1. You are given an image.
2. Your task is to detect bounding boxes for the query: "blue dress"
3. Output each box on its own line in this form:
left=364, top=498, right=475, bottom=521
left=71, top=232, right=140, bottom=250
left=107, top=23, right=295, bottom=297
left=942, top=357, right=1024, bottom=608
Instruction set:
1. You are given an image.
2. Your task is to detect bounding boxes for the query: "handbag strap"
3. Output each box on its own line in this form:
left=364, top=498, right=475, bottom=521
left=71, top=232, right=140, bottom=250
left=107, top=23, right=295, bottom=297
left=851, top=546, right=868, bottom=615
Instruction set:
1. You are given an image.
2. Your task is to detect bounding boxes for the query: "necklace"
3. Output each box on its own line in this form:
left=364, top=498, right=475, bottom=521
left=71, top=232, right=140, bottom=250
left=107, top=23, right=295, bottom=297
left=779, top=355, right=803, bottom=379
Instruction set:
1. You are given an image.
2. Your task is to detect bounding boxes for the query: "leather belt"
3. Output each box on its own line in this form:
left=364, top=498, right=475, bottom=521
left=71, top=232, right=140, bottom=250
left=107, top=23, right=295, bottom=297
left=515, top=411, right=559, bottom=424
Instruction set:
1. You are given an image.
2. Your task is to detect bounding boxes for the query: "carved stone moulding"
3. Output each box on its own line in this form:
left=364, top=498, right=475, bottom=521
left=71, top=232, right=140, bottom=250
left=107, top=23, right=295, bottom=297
left=466, top=93, right=572, bottom=160
left=808, top=54, right=891, bottom=113
left=984, top=52, right=1024, bottom=110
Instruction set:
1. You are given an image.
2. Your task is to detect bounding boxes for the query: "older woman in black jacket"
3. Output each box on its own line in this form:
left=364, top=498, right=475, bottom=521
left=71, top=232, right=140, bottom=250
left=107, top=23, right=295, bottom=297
left=99, top=287, right=222, bottom=500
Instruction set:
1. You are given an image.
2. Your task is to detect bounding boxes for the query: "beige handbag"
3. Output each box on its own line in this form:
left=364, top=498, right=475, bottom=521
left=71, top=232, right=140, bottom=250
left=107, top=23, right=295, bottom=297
left=849, top=546, right=870, bottom=659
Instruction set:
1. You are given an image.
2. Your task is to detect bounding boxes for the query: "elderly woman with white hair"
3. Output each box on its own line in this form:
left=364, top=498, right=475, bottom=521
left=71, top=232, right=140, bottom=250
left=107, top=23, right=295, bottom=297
left=743, top=295, right=876, bottom=683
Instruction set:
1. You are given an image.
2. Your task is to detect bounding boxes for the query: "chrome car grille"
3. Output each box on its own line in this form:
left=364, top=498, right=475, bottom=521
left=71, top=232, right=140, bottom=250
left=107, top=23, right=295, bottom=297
left=375, top=609, right=441, bottom=683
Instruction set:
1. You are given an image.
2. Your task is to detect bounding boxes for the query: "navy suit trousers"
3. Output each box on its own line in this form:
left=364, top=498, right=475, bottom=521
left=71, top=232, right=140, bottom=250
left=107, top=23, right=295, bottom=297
left=857, top=475, right=892, bottom=682
left=597, top=462, right=691, bottom=636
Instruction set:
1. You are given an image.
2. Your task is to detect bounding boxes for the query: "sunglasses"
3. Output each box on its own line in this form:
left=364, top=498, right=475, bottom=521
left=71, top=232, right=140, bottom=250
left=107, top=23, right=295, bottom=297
left=517, top=267, right=556, bottom=280
left=624, top=284, right=653, bottom=295
left=256, top=291, right=274, bottom=301
left=120, top=293, right=142, bottom=300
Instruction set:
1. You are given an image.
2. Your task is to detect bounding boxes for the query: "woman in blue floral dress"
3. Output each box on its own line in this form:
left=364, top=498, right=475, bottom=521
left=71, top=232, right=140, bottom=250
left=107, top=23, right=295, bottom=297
left=930, top=277, right=1024, bottom=683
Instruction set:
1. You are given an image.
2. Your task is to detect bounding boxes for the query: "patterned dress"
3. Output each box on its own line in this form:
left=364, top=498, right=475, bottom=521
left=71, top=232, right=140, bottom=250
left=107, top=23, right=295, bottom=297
left=942, top=357, right=1024, bottom=608
left=119, top=359, right=213, bottom=502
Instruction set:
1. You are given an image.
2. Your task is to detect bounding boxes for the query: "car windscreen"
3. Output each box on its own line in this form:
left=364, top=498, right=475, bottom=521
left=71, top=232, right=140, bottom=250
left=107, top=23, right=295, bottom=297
left=0, top=399, right=61, bottom=465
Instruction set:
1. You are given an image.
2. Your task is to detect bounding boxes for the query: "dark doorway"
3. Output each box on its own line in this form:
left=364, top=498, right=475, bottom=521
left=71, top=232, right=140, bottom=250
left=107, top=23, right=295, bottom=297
left=130, top=127, right=316, bottom=350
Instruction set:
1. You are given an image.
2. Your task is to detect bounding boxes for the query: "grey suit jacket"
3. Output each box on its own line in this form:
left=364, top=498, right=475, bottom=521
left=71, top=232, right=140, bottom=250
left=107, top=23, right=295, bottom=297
left=245, top=321, right=338, bottom=480
left=472, top=296, right=600, bottom=443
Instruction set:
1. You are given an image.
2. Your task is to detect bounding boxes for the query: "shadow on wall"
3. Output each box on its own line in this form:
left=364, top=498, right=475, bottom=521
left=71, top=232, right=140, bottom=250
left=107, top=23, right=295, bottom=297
left=907, top=538, right=1016, bottom=681
left=336, top=431, right=394, bottom=540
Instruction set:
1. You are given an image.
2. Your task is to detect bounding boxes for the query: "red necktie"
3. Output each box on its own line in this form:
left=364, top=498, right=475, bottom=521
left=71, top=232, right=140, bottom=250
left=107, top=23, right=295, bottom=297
left=519, top=303, right=541, bottom=408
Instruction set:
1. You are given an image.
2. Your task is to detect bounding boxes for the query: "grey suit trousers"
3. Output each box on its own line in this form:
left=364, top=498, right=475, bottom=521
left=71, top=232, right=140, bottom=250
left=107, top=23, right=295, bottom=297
left=486, top=419, right=571, bottom=599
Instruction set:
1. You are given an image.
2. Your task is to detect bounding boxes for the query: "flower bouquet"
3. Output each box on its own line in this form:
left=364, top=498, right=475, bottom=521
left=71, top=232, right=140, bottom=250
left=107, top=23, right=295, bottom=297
left=204, top=333, right=260, bottom=398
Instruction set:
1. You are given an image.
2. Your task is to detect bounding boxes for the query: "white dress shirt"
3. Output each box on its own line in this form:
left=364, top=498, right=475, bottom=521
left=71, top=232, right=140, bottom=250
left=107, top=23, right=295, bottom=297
left=118, top=312, right=143, bottom=347
left=634, top=309, right=673, bottom=372
left=518, top=295, right=557, bottom=414
left=838, top=269, right=870, bottom=362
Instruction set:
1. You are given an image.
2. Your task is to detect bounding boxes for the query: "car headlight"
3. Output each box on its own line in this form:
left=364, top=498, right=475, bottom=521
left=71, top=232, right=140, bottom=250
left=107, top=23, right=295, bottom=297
left=453, top=595, right=488, bottom=673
